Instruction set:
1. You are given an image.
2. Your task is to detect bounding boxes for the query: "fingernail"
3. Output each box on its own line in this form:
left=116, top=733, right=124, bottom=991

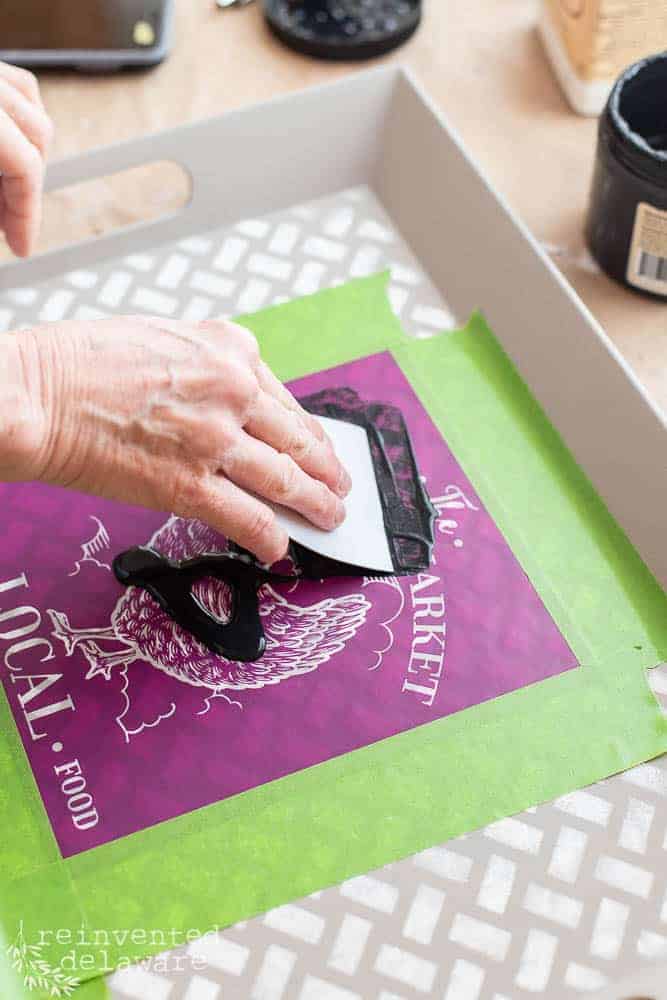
left=332, top=498, right=346, bottom=528
left=275, top=532, right=290, bottom=561
left=336, top=466, right=353, bottom=498
left=263, top=532, right=289, bottom=566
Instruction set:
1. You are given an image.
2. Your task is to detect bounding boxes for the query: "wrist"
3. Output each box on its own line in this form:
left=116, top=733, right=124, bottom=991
left=0, top=330, right=50, bottom=481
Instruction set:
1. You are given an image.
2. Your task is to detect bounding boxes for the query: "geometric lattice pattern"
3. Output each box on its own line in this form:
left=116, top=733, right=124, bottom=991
left=0, top=187, right=454, bottom=340
left=1, top=186, right=665, bottom=999
left=107, top=746, right=667, bottom=999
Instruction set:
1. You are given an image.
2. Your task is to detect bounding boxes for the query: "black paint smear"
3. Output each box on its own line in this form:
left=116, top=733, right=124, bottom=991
left=296, top=387, right=437, bottom=576
left=114, top=389, right=436, bottom=661
left=113, top=547, right=296, bottom=663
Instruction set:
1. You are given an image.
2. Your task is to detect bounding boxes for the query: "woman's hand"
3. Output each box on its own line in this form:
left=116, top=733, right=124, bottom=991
left=0, top=61, right=53, bottom=257
left=5, top=316, right=351, bottom=564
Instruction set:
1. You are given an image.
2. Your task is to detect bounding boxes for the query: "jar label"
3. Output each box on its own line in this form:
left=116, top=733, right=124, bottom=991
left=627, top=201, right=667, bottom=297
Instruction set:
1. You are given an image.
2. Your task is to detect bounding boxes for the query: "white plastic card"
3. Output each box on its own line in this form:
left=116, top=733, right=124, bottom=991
left=272, top=415, right=394, bottom=573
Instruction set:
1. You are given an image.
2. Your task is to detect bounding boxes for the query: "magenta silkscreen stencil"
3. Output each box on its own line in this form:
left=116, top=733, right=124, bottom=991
left=0, top=352, right=577, bottom=858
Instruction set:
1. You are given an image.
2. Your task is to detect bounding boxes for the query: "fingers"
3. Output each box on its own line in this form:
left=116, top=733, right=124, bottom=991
left=199, top=319, right=304, bottom=427
left=198, top=318, right=261, bottom=367
left=0, top=78, right=53, bottom=156
left=255, top=359, right=325, bottom=434
left=173, top=470, right=289, bottom=565
left=220, top=430, right=346, bottom=531
left=0, top=62, right=45, bottom=109
left=244, top=389, right=351, bottom=499
left=0, top=111, right=44, bottom=257
left=196, top=320, right=352, bottom=502
left=0, top=64, right=52, bottom=257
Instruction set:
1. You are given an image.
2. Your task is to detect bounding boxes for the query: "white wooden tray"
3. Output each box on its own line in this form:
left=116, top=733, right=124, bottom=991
left=1, top=67, right=665, bottom=1000
left=2, top=65, right=664, bottom=590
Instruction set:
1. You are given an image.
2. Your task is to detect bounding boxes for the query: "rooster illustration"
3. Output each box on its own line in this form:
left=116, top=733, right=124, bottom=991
left=48, top=516, right=370, bottom=692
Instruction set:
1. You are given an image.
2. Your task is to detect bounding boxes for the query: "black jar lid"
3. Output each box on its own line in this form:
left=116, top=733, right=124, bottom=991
left=263, top=0, right=421, bottom=61
left=601, top=52, right=667, bottom=187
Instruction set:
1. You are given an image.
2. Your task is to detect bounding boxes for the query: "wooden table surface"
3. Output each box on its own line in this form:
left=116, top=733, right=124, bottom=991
left=26, top=0, right=667, bottom=413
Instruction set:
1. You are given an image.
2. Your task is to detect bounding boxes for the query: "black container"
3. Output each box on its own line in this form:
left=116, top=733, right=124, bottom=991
left=586, top=52, right=667, bottom=299
left=263, top=0, right=421, bottom=61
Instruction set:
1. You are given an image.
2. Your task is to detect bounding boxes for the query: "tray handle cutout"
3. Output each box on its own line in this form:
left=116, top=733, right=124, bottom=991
left=0, top=116, right=236, bottom=285
left=0, top=160, right=191, bottom=267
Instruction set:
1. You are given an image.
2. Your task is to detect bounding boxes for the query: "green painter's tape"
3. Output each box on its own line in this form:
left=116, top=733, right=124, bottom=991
left=1, top=273, right=665, bottom=997
left=393, top=318, right=667, bottom=667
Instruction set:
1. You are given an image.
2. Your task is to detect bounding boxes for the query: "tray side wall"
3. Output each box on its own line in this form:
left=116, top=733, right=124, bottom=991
left=376, top=71, right=667, bottom=591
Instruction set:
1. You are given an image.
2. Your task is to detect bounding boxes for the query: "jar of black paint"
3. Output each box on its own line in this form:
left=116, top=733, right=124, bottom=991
left=586, top=52, right=667, bottom=299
